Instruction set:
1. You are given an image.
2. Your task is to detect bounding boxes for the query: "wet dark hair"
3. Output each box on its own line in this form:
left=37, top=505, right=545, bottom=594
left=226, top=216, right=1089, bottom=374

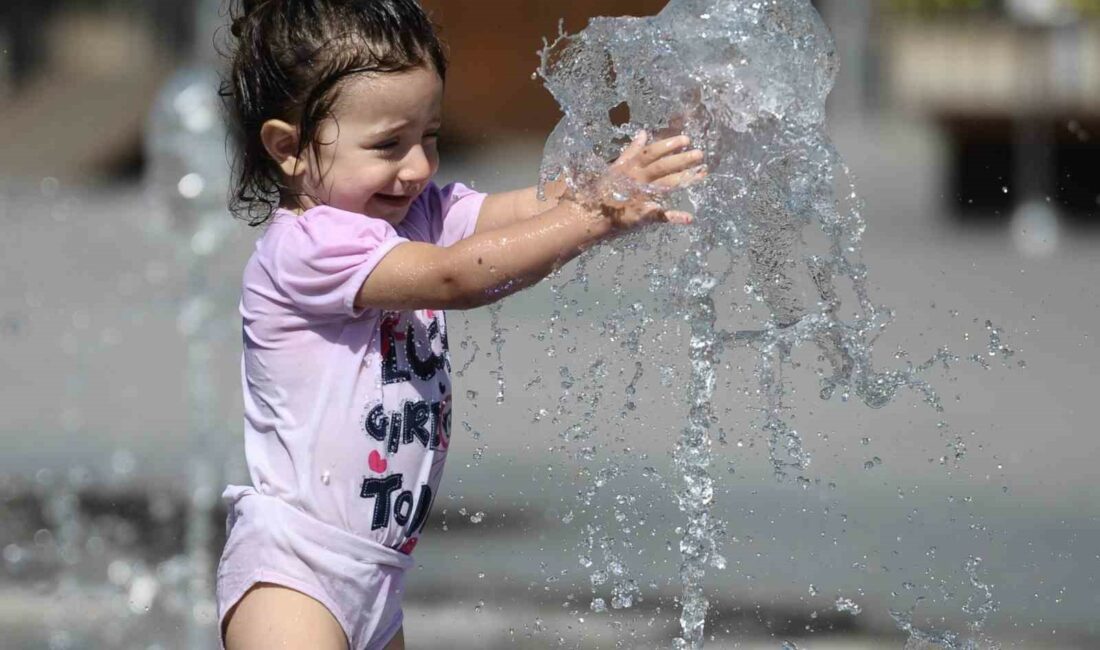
left=222, top=0, right=448, bottom=226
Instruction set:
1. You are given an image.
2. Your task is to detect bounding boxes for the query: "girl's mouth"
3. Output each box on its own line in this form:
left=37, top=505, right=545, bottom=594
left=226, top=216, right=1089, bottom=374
left=374, top=193, right=414, bottom=206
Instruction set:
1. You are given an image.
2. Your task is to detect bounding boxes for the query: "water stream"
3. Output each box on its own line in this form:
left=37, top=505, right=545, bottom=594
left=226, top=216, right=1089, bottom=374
left=535, top=0, right=1014, bottom=646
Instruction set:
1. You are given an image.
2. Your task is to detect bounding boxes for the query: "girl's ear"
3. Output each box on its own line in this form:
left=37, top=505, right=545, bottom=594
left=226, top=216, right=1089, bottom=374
left=260, top=119, right=306, bottom=178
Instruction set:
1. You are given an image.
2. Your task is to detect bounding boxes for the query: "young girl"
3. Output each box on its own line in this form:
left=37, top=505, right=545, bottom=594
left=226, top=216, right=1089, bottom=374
left=217, top=1, right=705, bottom=648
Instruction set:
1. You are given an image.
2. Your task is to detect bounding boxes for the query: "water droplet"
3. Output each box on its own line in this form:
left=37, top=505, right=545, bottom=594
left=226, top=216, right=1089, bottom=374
left=111, top=450, right=137, bottom=477
left=107, top=559, right=133, bottom=586
left=40, top=176, right=61, bottom=197
left=3, top=543, right=25, bottom=566
left=178, top=172, right=205, bottom=199
left=32, top=528, right=53, bottom=548
left=835, top=596, right=862, bottom=615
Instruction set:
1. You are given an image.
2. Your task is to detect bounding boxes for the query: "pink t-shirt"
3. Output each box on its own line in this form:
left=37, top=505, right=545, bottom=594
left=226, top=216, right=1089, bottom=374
left=229, top=181, right=486, bottom=556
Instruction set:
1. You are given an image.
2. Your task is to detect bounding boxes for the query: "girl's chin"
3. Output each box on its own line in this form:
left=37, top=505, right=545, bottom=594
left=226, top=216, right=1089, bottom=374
left=365, top=198, right=412, bottom=223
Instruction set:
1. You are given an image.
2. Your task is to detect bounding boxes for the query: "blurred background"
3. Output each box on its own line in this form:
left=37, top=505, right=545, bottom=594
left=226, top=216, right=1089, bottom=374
left=1, top=0, right=1098, bottom=648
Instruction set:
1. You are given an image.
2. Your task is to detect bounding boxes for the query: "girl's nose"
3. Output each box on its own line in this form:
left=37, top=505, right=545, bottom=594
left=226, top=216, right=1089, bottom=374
left=398, top=145, right=433, bottom=184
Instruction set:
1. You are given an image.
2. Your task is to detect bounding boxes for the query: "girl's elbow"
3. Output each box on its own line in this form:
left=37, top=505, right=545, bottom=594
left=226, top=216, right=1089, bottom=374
left=444, top=275, right=530, bottom=311
left=440, top=275, right=491, bottom=310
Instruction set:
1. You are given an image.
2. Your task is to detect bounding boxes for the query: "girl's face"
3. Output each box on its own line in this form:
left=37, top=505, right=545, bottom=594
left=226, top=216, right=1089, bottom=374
left=297, top=66, right=444, bottom=225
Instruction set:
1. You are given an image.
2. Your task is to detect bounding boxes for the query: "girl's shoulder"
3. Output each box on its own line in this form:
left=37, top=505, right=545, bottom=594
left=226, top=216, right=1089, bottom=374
left=412, top=181, right=485, bottom=217
left=406, top=181, right=487, bottom=247
left=246, top=206, right=407, bottom=319
left=251, top=205, right=403, bottom=280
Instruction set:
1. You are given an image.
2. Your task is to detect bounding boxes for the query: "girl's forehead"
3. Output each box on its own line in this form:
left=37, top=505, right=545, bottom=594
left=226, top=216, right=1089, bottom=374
left=335, top=67, right=444, bottom=123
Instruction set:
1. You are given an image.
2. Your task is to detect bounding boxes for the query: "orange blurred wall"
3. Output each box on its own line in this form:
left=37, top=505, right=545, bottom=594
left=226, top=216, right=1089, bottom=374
left=421, top=0, right=667, bottom=144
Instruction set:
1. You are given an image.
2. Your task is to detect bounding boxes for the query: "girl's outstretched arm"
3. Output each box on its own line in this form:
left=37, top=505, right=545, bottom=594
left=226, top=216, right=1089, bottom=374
left=355, top=199, right=623, bottom=311
left=355, top=132, right=705, bottom=312
left=472, top=180, right=567, bottom=234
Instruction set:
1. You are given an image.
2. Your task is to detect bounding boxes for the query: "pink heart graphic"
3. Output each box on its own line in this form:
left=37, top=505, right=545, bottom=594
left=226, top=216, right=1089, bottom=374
left=368, top=450, right=388, bottom=474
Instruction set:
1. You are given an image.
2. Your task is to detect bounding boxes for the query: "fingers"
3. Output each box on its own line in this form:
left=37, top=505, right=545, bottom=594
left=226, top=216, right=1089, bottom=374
left=638, top=202, right=694, bottom=226
left=651, top=164, right=708, bottom=190
left=622, top=132, right=706, bottom=189
left=637, top=134, right=692, bottom=166
left=617, top=132, right=691, bottom=166
left=663, top=210, right=694, bottom=225
left=644, top=148, right=705, bottom=183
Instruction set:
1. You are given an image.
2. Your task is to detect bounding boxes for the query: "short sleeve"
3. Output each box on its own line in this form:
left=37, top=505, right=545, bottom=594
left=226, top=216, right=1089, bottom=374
left=259, top=207, right=408, bottom=317
left=430, top=182, right=488, bottom=247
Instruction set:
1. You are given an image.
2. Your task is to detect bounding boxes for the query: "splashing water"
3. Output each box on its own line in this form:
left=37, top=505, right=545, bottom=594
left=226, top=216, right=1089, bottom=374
left=890, top=556, right=999, bottom=650
left=835, top=596, right=862, bottom=616
left=487, top=303, right=508, bottom=403
left=535, top=0, right=1007, bottom=647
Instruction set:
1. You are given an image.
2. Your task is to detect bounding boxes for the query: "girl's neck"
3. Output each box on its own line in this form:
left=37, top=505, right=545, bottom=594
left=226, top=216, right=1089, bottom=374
left=279, top=191, right=314, bottom=216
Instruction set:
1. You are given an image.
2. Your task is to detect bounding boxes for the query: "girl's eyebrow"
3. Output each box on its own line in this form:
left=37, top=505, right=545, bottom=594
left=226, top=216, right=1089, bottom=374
left=364, top=121, right=412, bottom=139
left=363, top=116, right=441, bottom=140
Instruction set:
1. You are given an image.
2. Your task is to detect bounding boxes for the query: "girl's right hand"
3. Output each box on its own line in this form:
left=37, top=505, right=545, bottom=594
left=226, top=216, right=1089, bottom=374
left=593, top=130, right=708, bottom=229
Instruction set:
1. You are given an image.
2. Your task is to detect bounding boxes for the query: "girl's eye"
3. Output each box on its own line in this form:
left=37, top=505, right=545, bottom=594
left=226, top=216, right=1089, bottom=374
left=423, top=132, right=440, bottom=141
left=371, top=139, right=399, bottom=150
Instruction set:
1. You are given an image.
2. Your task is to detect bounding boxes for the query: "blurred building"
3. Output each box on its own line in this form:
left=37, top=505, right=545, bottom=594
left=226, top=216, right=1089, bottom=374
left=0, top=1, right=191, bottom=180
left=878, top=0, right=1100, bottom=220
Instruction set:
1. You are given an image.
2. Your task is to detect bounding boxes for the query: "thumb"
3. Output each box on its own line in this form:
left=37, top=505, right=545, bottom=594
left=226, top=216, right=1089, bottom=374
left=664, top=210, right=694, bottom=225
